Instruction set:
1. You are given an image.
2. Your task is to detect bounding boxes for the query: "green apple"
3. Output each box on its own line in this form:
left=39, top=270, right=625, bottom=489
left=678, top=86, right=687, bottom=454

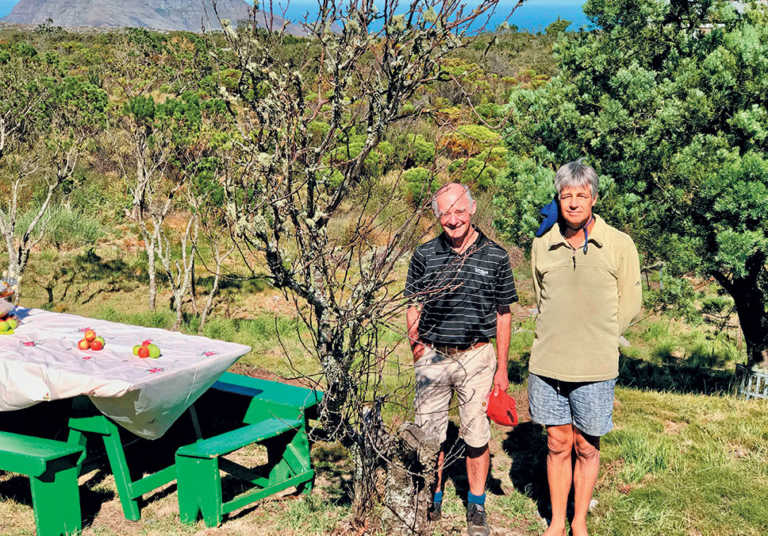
left=147, top=343, right=161, bottom=358
left=132, top=345, right=141, bottom=356
left=0, top=320, right=9, bottom=332
left=7, top=318, right=17, bottom=329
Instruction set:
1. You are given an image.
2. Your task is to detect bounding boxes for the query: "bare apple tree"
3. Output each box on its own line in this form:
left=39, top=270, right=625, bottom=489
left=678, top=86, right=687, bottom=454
left=212, top=0, right=510, bottom=530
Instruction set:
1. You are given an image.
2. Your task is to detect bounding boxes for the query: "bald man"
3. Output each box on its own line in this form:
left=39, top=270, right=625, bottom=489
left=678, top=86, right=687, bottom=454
left=405, top=183, right=518, bottom=535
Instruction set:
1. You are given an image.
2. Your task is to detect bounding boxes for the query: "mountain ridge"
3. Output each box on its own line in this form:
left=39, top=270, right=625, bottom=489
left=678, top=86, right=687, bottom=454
left=1, top=0, right=307, bottom=34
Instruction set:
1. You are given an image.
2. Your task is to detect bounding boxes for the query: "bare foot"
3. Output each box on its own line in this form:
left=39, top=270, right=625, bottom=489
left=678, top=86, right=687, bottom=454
left=542, top=523, right=567, bottom=536
left=570, top=518, right=589, bottom=536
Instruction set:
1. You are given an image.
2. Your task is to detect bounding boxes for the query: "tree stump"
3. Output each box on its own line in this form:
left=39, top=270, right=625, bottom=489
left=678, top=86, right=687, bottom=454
left=382, top=422, right=441, bottom=535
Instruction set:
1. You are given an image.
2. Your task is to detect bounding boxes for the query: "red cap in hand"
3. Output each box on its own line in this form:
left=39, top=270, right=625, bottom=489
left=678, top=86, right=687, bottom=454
left=486, top=386, right=518, bottom=427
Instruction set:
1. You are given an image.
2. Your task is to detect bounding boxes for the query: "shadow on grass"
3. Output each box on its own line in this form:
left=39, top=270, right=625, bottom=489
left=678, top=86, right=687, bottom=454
left=507, top=352, right=530, bottom=384
left=501, top=421, right=549, bottom=520
left=618, top=353, right=737, bottom=395
left=440, top=422, right=469, bottom=506
left=437, top=421, right=514, bottom=508
left=35, top=248, right=273, bottom=308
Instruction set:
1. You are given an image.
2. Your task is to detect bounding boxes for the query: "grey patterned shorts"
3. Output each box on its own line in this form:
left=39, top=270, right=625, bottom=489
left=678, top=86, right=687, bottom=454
left=528, top=373, right=616, bottom=437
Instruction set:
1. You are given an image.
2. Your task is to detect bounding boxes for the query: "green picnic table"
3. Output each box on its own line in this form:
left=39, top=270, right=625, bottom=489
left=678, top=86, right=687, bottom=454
left=0, top=309, right=323, bottom=532
left=66, top=371, right=323, bottom=527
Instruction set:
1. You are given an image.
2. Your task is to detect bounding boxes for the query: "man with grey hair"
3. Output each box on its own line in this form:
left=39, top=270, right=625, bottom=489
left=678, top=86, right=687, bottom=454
left=406, top=182, right=518, bottom=536
left=529, top=161, right=641, bottom=536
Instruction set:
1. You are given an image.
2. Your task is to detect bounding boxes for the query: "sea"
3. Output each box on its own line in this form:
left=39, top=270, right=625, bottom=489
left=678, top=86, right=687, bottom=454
left=0, top=0, right=592, bottom=33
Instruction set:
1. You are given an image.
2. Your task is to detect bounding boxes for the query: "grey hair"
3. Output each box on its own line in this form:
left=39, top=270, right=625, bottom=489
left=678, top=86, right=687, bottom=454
left=554, top=160, right=599, bottom=198
left=431, top=183, right=474, bottom=217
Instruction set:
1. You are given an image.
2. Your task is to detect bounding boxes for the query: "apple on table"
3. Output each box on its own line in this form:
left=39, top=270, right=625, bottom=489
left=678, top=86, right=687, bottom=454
left=133, top=340, right=161, bottom=358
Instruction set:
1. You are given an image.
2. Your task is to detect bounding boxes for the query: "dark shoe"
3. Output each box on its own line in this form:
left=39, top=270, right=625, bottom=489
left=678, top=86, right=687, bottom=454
left=466, top=503, right=490, bottom=536
left=428, top=500, right=442, bottom=521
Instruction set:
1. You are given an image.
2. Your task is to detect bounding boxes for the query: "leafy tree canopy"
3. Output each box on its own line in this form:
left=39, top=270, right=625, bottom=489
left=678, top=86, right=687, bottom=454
left=495, top=0, right=768, bottom=365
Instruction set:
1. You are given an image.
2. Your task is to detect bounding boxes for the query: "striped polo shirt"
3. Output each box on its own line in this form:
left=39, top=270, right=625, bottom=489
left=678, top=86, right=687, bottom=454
left=405, top=228, right=518, bottom=346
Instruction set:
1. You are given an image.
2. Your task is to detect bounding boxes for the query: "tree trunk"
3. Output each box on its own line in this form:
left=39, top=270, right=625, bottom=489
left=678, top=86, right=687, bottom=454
left=716, top=254, right=768, bottom=368
left=147, top=243, right=157, bottom=311
left=731, top=282, right=768, bottom=368
left=381, top=423, right=441, bottom=535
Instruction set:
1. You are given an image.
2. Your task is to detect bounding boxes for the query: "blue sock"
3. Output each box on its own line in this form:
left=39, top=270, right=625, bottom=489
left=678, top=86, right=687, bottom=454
left=467, top=492, right=486, bottom=506
left=433, top=490, right=443, bottom=504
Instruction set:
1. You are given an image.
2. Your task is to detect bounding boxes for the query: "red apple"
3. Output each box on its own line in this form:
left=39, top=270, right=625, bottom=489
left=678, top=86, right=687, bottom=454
left=77, top=338, right=90, bottom=350
left=90, top=338, right=104, bottom=351
left=137, top=346, right=150, bottom=358
left=84, top=329, right=96, bottom=342
left=142, top=340, right=152, bottom=347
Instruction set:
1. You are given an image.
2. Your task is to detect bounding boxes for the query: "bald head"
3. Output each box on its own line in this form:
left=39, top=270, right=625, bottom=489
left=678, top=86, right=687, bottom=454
left=431, top=183, right=474, bottom=218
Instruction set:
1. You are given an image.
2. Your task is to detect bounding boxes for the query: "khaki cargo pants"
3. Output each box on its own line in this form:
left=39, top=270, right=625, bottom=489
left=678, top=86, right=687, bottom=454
left=414, top=343, right=496, bottom=448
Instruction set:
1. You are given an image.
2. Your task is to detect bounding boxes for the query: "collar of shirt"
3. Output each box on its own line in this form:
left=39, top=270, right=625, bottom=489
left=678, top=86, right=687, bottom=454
left=542, top=213, right=608, bottom=251
left=435, top=226, right=488, bottom=255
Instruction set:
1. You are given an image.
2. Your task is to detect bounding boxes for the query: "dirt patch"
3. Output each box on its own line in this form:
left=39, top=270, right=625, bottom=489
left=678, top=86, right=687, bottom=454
left=510, top=302, right=534, bottom=322
left=596, top=458, right=625, bottom=489
left=663, top=420, right=687, bottom=434
left=228, top=362, right=318, bottom=389
left=246, top=292, right=300, bottom=317
left=487, top=511, right=539, bottom=535
left=728, top=443, right=749, bottom=459
left=512, top=388, right=531, bottom=424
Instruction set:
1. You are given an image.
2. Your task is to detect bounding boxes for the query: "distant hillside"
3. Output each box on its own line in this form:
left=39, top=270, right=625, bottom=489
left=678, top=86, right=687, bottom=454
left=1, top=0, right=307, bottom=34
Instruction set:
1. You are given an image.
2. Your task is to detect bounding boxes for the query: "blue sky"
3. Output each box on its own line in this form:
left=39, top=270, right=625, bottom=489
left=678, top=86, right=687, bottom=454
left=1, top=1, right=590, bottom=31
left=0, top=0, right=17, bottom=18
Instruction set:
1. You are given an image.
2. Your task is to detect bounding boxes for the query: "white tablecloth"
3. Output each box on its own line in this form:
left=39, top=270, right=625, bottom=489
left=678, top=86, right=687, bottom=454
left=0, top=308, right=251, bottom=439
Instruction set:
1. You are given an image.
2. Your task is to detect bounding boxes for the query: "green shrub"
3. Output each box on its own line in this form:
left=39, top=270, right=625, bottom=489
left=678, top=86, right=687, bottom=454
left=13, top=41, right=37, bottom=58
left=319, top=168, right=345, bottom=188
left=448, top=157, right=500, bottom=190
left=440, top=123, right=502, bottom=157
left=699, top=294, right=733, bottom=316
left=475, top=102, right=502, bottom=119
left=308, top=120, right=331, bottom=142
left=328, top=135, right=389, bottom=177
left=643, top=275, right=699, bottom=323
left=401, top=167, right=439, bottom=206
left=410, top=135, right=435, bottom=166
left=377, top=140, right=394, bottom=157
left=457, top=124, right=501, bottom=145
left=391, top=133, right=435, bottom=168
left=16, top=205, right=104, bottom=249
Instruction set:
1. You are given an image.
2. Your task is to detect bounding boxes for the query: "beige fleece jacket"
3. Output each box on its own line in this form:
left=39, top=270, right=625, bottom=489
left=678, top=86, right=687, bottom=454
left=529, top=214, right=642, bottom=382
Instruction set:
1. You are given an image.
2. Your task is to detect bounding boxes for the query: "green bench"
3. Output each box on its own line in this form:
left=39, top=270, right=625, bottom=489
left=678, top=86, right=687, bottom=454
left=175, top=372, right=323, bottom=527
left=0, top=431, right=84, bottom=536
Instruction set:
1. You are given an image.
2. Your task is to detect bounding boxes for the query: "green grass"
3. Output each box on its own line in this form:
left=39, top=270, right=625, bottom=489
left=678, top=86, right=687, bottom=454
left=591, top=388, right=768, bottom=536
left=631, top=319, right=744, bottom=370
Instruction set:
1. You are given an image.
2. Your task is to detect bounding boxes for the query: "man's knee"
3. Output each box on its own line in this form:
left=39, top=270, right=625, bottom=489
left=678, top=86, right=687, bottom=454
left=547, top=425, right=574, bottom=456
left=466, top=443, right=489, bottom=459
left=573, top=429, right=600, bottom=459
